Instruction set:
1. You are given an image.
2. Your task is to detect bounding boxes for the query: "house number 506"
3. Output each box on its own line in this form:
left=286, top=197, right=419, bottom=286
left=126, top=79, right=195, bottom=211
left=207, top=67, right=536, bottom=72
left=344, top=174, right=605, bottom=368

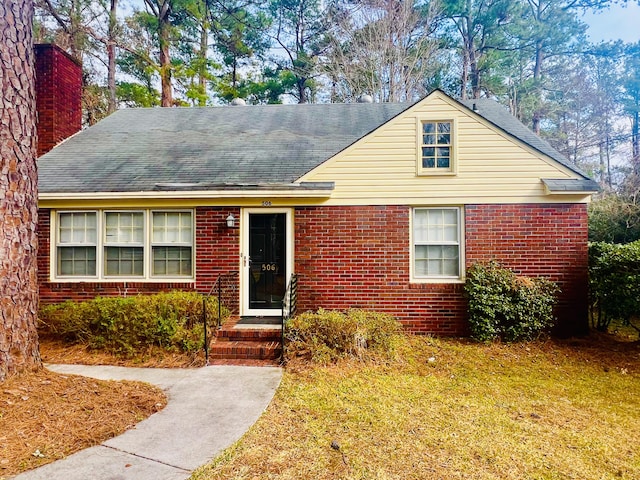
left=262, top=263, right=278, bottom=272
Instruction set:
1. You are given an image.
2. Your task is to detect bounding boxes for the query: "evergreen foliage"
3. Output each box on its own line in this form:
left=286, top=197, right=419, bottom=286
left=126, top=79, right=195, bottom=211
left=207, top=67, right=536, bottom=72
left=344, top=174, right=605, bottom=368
left=38, top=291, right=227, bottom=355
left=465, top=261, right=559, bottom=342
left=588, top=241, right=640, bottom=334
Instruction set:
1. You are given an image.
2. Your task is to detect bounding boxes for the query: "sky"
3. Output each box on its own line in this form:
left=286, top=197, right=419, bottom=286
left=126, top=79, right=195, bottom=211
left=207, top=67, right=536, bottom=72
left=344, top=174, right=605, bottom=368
left=582, top=2, right=640, bottom=43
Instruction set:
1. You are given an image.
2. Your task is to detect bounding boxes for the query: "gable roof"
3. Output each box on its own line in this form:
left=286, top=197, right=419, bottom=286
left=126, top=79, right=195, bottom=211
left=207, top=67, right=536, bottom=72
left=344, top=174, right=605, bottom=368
left=456, top=97, right=598, bottom=192
left=38, top=91, right=598, bottom=195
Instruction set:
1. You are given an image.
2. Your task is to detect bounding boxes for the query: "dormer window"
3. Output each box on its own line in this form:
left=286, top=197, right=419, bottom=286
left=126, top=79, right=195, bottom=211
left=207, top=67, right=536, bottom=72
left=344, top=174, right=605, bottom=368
left=418, top=120, right=456, bottom=175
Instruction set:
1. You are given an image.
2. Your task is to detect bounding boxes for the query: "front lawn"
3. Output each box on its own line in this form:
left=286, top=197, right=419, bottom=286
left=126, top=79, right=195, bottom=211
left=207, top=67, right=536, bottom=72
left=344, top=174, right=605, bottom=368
left=193, top=335, right=640, bottom=480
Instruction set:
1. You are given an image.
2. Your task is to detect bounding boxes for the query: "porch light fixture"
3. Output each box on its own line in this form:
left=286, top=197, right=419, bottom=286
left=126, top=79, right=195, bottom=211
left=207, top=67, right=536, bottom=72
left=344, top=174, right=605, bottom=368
left=226, top=213, right=236, bottom=228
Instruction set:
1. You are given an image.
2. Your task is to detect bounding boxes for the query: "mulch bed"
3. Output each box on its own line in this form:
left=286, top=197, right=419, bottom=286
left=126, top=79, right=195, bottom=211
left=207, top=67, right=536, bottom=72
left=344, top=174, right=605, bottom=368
left=0, top=367, right=165, bottom=477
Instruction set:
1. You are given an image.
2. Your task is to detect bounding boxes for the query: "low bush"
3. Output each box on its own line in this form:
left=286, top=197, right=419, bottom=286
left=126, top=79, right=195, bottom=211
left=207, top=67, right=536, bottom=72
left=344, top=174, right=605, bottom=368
left=589, top=240, right=640, bottom=334
left=283, top=308, right=404, bottom=364
left=39, top=291, right=227, bottom=356
left=465, top=261, right=559, bottom=342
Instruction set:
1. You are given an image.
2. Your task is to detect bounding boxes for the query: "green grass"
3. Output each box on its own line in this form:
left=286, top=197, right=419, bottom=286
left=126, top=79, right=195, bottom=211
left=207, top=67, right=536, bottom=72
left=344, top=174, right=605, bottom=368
left=192, top=335, right=640, bottom=480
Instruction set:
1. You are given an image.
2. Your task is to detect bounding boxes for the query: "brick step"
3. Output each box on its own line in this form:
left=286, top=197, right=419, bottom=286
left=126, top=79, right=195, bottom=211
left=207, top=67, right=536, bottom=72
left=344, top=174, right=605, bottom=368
left=216, top=327, right=282, bottom=342
left=209, top=340, right=282, bottom=360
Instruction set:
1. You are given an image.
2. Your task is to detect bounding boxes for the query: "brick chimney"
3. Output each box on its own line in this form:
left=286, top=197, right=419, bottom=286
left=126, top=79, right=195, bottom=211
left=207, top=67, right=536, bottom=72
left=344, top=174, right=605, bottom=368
left=34, top=44, right=82, bottom=157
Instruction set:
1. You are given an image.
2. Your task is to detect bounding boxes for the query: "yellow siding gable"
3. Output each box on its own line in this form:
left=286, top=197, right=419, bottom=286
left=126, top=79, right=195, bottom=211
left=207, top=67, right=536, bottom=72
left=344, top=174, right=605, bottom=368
left=300, top=91, right=590, bottom=205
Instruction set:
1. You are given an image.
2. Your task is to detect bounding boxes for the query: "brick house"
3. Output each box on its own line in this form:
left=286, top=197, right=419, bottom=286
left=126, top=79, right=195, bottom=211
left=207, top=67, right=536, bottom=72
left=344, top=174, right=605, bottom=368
left=36, top=52, right=598, bottom=338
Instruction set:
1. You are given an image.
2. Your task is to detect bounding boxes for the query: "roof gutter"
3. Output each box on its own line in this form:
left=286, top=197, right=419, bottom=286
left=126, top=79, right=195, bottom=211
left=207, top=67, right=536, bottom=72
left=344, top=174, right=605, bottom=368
left=39, top=182, right=335, bottom=201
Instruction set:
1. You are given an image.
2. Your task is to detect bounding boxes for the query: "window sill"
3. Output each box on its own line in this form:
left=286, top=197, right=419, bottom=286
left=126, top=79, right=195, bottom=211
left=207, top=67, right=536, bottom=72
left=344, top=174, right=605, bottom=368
left=416, top=170, right=457, bottom=177
left=410, top=278, right=465, bottom=284
left=48, top=277, right=196, bottom=284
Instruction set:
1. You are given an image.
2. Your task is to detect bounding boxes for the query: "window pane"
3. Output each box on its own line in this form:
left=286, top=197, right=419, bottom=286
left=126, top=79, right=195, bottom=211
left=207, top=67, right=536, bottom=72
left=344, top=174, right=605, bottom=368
left=152, top=212, right=192, bottom=244
left=438, top=133, right=451, bottom=145
left=437, top=157, right=450, bottom=169
left=59, top=212, right=97, bottom=244
left=438, top=122, right=451, bottom=133
left=413, top=209, right=460, bottom=278
left=152, top=246, right=192, bottom=276
left=422, top=147, right=435, bottom=157
left=105, top=212, right=144, bottom=244
left=58, top=246, right=96, bottom=276
left=422, top=158, right=435, bottom=168
left=423, top=134, right=436, bottom=145
left=443, top=209, right=457, bottom=224
left=105, top=247, right=143, bottom=276
left=437, top=147, right=450, bottom=158
left=423, top=122, right=435, bottom=133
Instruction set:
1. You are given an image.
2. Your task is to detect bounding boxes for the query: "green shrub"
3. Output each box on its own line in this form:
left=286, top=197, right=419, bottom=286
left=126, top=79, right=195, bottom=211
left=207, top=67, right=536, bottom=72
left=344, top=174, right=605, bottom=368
left=465, top=261, right=559, bottom=342
left=284, top=309, right=404, bottom=363
left=38, top=291, right=228, bottom=356
left=589, top=240, right=640, bottom=334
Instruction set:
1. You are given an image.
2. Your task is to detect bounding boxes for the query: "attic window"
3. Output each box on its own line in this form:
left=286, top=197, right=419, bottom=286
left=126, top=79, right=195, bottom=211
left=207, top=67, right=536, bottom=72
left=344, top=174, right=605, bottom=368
left=418, top=120, right=456, bottom=175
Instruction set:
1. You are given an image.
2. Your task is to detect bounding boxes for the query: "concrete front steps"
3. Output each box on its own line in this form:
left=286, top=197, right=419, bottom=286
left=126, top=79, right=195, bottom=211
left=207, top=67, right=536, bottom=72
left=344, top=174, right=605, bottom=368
left=209, top=317, right=283, bottom=363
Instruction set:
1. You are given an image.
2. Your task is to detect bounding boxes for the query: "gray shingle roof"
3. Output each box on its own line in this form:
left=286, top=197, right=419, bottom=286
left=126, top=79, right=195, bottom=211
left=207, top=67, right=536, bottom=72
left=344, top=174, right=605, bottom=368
left=38, top=92, right=597, bottom=195
left=38, top=103, right=407, bottom=193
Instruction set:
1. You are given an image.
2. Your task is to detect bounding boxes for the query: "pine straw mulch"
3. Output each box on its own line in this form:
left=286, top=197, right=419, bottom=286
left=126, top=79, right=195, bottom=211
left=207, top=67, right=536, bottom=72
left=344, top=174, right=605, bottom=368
left=0, top=367, right=166, bottom=478
left=39, top=336, right=207, bottom=368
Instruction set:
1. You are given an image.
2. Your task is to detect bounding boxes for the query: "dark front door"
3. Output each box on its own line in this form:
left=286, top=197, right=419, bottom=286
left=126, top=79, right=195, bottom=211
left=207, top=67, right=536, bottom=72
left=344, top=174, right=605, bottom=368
left=249, top=213, right=286, bottom=311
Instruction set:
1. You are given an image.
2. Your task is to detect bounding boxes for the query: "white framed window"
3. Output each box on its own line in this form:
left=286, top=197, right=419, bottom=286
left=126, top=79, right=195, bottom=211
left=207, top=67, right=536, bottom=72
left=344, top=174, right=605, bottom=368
left=53, top=209, right=194, bottom=281
left=57, top=211, right=97, bottom=277
left=412, top=207, right=462, bottom=280
left=417, top=120, right=456, bottom=175
left=104, top=211, right=145, bottom=277
left=151, top=211, right=193, bottom=276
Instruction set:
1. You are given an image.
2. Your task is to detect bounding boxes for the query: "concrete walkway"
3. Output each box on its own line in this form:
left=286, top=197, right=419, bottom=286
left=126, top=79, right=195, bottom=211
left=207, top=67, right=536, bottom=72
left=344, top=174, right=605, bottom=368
left=13, top=364, right=283, bottom=480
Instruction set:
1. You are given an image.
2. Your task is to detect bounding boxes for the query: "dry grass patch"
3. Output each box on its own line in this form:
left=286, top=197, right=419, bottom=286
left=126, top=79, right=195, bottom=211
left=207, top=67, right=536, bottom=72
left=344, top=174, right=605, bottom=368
left=192, top=334, right=640, bottom=480
left=0, top=368, right=165, bottom=478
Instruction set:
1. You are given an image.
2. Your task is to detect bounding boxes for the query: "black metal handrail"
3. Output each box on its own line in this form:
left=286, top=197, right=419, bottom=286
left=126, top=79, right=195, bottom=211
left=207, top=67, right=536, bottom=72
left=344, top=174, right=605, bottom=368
left=281, top=273, right=299, bottom=363
left=202, top=271, right=238, bottom=365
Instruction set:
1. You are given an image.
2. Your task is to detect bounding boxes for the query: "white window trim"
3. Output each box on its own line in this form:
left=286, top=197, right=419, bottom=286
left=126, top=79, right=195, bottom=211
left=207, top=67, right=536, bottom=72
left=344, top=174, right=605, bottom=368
left=51, top=209, right=195, bottom=283
left=410, top=206, right=465, bottom=283
left=103, top=210, right=146, bottom=279
left=416, top=118, right=458, bottom=176
left=55, top=210, right=99, bottom=279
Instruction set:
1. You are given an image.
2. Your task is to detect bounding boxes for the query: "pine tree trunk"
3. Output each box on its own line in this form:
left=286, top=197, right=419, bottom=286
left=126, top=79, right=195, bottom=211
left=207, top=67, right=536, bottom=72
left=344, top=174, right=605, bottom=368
left=107, top=0, right=118, bottom=113
left=158, top=2, right=173, bottom=108
left=0, top=0, right=42, bottom=382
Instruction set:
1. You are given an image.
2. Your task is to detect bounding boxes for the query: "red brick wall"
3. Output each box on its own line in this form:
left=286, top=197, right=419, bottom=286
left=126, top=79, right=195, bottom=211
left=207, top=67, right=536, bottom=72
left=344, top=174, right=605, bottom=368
left=465, top=203, right=589, bottom=336
left=295, top=205, right=467, bottom=335
left=38, top=207, right=241, bottom=306
left=194, top=207, right=240, bottom=312
left=37, top=203, right=589, bottom=336
left=35, top=44, right=82, bottom=157
left=294, top=204, right=589, bottom=336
